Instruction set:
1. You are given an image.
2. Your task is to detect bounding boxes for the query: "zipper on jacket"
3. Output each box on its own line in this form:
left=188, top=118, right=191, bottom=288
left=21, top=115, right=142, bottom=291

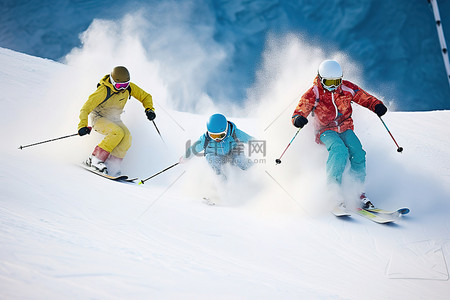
left=331, top=92, right=338, bottom=119
left=331, top=92, right=342, bottom=131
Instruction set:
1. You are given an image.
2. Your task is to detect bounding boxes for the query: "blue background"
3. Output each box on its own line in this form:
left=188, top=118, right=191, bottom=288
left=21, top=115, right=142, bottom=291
left=1, top=0, right=449, bottom=111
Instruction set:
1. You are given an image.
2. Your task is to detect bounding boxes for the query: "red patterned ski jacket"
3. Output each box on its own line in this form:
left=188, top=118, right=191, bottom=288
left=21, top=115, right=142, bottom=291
left=292, top=76, right=383, bottom=143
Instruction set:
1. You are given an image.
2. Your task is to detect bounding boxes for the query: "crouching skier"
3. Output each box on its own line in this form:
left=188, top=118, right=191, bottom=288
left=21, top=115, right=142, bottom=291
left=77, top=66, right=156, bottom=176
left=181, top=114, right=254, bottom=179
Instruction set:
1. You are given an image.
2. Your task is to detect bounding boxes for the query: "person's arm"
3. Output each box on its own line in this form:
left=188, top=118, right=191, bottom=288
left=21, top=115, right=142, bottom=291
left=344, top=81, right=386, bottom=115
left=78, top=86, right=107, bottom=130
left=234, top=128, right=254, bottom=143
left=129, top=82, right=154, bottom=111
left=292, top=86, right=316, bottom=127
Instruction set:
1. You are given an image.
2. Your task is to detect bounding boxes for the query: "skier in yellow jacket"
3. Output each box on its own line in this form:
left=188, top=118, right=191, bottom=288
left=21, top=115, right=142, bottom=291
left=77, top=66, right=155, bottom=175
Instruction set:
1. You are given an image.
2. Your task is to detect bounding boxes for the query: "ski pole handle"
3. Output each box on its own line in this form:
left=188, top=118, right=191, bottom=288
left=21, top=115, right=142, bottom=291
left=139, top=162, right=179, bottom=185
left=18, top=132, right=79, bottom=150
left=275, top=127, right=302, bottom=164
left=379, top=116, right=403, bottom=153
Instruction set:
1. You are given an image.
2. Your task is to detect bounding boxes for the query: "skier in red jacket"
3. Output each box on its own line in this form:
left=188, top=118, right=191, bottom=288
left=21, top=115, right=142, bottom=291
left=292, top=60, right=387, bottom=209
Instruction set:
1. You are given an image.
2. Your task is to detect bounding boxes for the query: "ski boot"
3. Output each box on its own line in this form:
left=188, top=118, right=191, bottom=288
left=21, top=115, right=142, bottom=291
left=360, top=193, right=375, bottom=210
left=86, top=155, right=108, bottom=174
left=105, top=155, right=123, bottom=177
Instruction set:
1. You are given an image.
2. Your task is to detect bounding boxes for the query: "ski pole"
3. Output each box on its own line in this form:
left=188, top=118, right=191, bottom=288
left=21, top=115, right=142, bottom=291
left=139, top=162, right=179, bottom=185
left=152, top=120, right=165, bottom=144
left=275, top=127, right=301, bottom=164
left=379, top=116, right=403, bottom=153
left=19, top=132, right=81, bottom=150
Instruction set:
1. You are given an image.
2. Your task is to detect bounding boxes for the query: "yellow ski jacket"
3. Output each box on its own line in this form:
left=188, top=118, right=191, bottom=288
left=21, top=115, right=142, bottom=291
left=78, top=75, right=154, bottom=130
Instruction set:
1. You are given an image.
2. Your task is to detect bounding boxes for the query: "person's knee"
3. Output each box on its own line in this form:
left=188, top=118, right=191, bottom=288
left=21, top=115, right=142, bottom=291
left=206, top=154, right=225, bottom=174
left=351, top=147, right=366, bottom=164
left=111, top=126, right=125, bottom=139
left=329, top=142, right=349, bottom=162
left=233, top=155, right=252, bottom=170
left=121, top=133, right=132, bottom=150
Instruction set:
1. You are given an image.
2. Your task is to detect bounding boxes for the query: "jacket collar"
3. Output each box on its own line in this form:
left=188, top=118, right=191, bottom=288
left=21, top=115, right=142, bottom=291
left=314, top=75, right=342, bottom=93
left=100, top=74, right=116, bottom=90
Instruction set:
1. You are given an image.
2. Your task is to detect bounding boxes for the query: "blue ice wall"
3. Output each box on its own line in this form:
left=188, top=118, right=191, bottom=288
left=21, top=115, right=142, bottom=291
left=1, top=0, right=449, bottom=110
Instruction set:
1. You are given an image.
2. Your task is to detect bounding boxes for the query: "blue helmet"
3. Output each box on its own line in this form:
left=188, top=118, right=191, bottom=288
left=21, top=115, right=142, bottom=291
left=207, top=114, right=228, bottom=134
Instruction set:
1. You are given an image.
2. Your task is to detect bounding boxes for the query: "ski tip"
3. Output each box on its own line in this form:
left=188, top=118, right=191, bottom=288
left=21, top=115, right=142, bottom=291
left=398, top=208, right=410, bottom=215
left=333, top=212, right=351, bottom=217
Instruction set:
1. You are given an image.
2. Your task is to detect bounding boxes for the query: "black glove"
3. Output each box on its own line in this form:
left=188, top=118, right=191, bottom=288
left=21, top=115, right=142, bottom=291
left=374, top=103, right=387, bottom=117
left=293, top=115, right=308, bottom=128
left=78, top=126, right=91, bottom=136
left=145, top=109, right=156, bottom=121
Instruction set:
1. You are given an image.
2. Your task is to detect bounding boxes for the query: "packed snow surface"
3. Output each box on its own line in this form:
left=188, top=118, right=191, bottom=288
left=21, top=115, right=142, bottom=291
left=1, top=46, right=450, bottom=299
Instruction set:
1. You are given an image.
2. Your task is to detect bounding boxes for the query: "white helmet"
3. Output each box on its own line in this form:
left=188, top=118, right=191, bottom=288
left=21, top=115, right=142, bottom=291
left=318, top=60, right=343, bottom=91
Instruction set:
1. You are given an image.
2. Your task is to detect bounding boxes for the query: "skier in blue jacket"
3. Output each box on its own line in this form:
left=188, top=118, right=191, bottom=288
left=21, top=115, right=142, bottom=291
left=181, top=114, right=254, bottom=176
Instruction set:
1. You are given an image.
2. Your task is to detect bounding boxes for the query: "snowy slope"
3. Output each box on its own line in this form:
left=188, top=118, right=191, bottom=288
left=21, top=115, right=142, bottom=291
left=1, top=48, right=450, bottom=300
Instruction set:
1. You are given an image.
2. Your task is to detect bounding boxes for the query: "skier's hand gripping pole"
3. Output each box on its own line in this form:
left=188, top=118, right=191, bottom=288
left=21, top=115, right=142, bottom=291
left=379, top=116, right=403, bottom=153
left=139, top=162, right=179, bottom=185
left=275, top=127, right=302, bottom=165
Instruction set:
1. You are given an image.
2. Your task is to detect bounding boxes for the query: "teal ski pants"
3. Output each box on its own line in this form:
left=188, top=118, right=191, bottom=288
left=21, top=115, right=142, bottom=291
left=319, top=129, right=366, bottom=184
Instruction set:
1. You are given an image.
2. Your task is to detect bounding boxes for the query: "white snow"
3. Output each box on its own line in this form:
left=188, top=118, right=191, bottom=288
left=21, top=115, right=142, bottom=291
left=1, top=46, right=450, bottom=300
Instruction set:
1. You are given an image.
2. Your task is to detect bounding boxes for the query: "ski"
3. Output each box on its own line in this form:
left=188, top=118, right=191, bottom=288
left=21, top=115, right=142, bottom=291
left=80, top=163, right=131, bottom=182
left=118, top=175, right=138, bottom=183
left=120, top=177, right=138, bottom=183
left=124, top=177, right=138, bottom=182
left=354, top=208, right=396, bottom=224
left=332, top=204, right=351, bottom=217
left=333, top=207, right=403, bottom=224
left=366, top=207, right=410, bottom=217
left=202, top=197, right=216, bottom=206
left=332, top=201, right=408, bottom=224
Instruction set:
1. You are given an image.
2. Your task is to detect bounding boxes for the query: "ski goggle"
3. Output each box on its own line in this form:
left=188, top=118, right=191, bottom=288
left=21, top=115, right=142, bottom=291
left=208, top=130, right=227, bottom=141
left=321, top=77, right=342, bottom=90
left=110, top=75, right=130, bottom=90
